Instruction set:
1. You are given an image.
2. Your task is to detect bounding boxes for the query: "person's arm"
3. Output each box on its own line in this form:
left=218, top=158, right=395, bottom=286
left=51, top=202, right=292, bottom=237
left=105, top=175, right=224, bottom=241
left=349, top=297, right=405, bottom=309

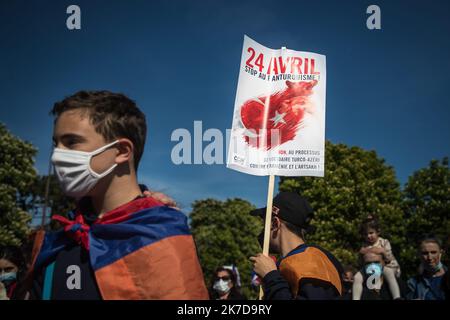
left=28, top=267, right=44, bottom=300
left=140, top=184, right=179, bottom=209
left=381, top=239, right=394, bottom=263
left=406, top=277, right=418, bottom=300
left=297, top=279, right=341, bottom=300
left=250, top=254, right=292, bottom=299
left=263, top=272, right=340, bottom=300
left=252, top=253, right=339, bottom=300
left=0, top=282, right=9, bottom=300
left=262, top=270, right=294, bottom=300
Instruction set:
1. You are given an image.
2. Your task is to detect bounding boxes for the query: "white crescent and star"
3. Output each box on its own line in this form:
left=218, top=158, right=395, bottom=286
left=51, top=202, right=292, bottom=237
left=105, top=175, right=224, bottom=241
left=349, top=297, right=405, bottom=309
left=270, top=110, right=287, bottom=126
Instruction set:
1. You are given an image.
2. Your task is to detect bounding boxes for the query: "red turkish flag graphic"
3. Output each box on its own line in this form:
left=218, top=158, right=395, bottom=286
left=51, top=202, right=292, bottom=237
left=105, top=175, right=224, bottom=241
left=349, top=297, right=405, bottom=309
left=240, top=80, right=317, bottom=150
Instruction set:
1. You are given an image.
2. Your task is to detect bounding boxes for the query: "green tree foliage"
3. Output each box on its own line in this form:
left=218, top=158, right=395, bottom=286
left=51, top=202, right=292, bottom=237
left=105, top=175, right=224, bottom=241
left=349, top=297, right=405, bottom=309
left=0, top=123, right=37, bottom=246
left=279, top=141, right=409, bottom=274
left=190, top=198, right=263, bottom=299
left=29, top=174, right=76, bottom=229
left=402, top=157, right=450, bottom=274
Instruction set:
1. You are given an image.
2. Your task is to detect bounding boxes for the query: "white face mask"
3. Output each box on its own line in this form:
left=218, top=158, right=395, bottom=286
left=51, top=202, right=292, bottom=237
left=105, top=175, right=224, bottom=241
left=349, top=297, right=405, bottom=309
left=51, top=140, right=119, bottom=199
left=213, top=279, right=231, bottom=295
left=0, top=272, right=17, bottom=285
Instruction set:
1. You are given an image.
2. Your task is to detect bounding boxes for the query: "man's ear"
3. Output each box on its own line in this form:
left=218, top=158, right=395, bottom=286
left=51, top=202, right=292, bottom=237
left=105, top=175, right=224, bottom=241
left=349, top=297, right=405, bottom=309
left=271, top=216, right=280, bottom=230
left=115, top=139, right=134, bottom=165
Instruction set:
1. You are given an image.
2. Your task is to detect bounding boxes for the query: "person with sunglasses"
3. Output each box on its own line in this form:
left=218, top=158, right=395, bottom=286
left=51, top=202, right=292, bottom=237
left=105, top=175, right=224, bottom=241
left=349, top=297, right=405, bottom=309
left=209, top=267, right=246, bottom=300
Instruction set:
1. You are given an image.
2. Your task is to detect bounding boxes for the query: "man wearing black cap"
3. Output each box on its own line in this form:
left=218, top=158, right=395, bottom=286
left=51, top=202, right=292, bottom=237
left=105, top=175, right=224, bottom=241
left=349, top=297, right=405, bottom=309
left=250, top=191, right=343, bottom=300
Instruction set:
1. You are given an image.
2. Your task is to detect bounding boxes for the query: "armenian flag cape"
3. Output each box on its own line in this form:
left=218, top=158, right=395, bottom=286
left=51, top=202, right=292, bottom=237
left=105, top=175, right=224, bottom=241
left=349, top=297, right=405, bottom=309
left=278, top=244, right=342, bottom=297
left=31, top=197, right=209, bottom=300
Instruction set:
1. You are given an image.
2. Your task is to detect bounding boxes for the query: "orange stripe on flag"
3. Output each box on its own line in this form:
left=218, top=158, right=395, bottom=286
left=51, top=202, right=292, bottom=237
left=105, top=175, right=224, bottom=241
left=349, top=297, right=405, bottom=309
left=95, top=234, right=208, bottom=300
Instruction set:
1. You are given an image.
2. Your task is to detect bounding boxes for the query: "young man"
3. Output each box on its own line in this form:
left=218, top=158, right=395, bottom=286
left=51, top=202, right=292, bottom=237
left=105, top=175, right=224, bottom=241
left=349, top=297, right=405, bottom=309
left=29, top=90, right=208, bottom=300
left=250, top=192, right=343, bottom=300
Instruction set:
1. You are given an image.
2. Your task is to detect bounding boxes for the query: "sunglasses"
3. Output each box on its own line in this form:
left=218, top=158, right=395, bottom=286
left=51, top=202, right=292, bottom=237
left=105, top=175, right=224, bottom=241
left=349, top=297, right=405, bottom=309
left=215, top=276, right=231, bottom=281
left=0, top=267, right=16, bottom=273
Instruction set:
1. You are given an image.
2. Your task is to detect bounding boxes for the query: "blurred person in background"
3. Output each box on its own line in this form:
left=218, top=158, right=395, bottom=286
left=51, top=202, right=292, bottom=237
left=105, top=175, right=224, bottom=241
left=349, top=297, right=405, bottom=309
left=209, top=266, right=246, bottom=300
left=407, top=236, right=447, bottom=300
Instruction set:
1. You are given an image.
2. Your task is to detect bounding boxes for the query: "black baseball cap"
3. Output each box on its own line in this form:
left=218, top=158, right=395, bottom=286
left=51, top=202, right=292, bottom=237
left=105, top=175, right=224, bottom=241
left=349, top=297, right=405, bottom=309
left=250, top=191, right=313, bottom=229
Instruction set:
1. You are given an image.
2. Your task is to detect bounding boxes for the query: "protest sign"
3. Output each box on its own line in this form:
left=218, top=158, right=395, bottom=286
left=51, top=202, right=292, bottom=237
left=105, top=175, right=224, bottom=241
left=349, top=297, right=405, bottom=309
left=227, top=35, right=326, bottom=177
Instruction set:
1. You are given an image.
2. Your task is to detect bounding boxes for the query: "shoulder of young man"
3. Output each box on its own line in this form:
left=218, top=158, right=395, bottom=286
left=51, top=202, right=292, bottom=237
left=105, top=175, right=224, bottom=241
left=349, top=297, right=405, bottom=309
left=285, top=244, right=343, bottom=296
left=302, top=244, right=344, bottom=275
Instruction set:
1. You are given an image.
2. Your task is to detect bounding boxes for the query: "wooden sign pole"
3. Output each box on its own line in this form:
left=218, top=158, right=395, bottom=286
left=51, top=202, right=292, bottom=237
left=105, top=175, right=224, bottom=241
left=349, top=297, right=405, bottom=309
left=259, top=174, right=276, bottom=300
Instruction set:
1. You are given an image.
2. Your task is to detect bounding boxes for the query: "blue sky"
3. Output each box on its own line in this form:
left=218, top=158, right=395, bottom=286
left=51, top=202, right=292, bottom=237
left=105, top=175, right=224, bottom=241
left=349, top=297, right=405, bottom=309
left=1, top=0, right=449, bottom=212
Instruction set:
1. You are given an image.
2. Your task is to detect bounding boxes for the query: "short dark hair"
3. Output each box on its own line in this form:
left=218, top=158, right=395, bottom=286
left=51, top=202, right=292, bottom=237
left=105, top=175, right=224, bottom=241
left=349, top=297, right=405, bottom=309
left=0, top=246, right=26, bottom=271
left=209, top=266, right=242, bottom=299
left=281, top=218, right=307, bottom=240
left=51, top=90, right=147, bottom=170
left=359, top=213, right=381, bottom=236
left=343, top=264, right=355, bottom=274
left=419, top=235, right=442, bottom=250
